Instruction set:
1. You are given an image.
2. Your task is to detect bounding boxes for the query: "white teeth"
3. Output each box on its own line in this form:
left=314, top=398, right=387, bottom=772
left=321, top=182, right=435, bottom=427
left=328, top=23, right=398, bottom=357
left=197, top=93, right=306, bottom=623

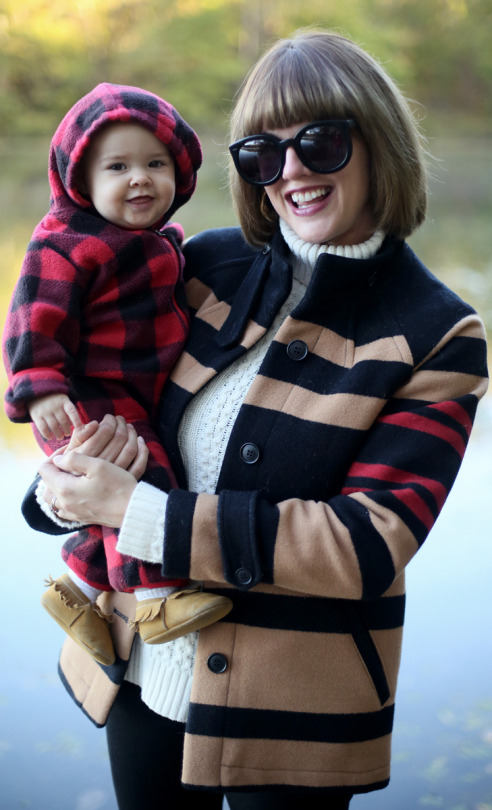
left=290, top=188, right=328, bottom=205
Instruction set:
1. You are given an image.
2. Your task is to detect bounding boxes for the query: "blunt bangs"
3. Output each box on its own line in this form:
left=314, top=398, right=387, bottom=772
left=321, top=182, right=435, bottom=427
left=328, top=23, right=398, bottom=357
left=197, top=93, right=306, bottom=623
left=231, top=41, right=356, bottom=140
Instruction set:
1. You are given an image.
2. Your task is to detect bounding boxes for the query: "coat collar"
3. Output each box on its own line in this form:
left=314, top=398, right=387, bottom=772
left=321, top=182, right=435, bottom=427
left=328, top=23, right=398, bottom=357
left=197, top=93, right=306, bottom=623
left=215, top=230, right=292, bottom=349
left=216, top=228, right=402, bottom=349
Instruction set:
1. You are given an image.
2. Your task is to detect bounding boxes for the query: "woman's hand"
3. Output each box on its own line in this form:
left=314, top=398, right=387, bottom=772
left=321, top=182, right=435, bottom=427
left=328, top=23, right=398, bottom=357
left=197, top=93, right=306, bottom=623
left=40, top=414, right=150, bottom=526
left=61, top=414, right=148, bottom=477
left=42, top=414, right=149, bottom=516
left=38, top=449, right=146, bottom=528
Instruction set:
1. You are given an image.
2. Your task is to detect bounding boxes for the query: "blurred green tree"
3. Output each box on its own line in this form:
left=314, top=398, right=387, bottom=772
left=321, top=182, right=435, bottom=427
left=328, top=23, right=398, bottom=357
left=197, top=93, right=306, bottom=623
left=0, top=0, right=490, bottom=135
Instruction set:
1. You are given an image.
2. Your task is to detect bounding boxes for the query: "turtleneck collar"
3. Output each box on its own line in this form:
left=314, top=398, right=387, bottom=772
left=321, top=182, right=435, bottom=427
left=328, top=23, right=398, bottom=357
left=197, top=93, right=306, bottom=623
left=280, top=219, right=385, bottom=285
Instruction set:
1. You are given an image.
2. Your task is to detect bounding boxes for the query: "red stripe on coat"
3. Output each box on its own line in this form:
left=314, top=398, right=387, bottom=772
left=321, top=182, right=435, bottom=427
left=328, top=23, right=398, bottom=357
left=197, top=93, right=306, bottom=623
left=343, top=462, right=448, bottom=511
left=427, top=400, right=473, bottom=438
left=378, top=409, right=466, bottom=456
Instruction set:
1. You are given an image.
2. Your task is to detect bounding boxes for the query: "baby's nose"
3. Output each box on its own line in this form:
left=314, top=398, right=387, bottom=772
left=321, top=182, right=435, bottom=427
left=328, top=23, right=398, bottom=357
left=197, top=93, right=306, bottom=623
left=130, top=168, right=151, bottom=185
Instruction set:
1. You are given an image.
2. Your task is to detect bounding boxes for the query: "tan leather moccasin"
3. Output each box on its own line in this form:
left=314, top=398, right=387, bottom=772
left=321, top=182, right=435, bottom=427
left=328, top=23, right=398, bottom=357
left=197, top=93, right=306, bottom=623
left=41, top=574, right=115, bottom=666
left=132, top=588, right=233, bottom=644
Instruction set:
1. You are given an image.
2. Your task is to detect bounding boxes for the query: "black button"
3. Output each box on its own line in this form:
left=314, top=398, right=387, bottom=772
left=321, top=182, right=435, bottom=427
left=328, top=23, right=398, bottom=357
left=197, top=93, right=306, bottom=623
left=287, top=340, right=308, bottom=361
left=235, top=567, right=253, bottom=586
left=207, top=653, right=228, bottom=674
left=240, top=442, right=260, bottom=464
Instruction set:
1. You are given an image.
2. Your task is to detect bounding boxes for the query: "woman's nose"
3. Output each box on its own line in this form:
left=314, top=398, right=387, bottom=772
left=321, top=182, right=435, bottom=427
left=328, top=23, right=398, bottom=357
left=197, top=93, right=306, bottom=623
left=282, top=146, right=310, bottom=180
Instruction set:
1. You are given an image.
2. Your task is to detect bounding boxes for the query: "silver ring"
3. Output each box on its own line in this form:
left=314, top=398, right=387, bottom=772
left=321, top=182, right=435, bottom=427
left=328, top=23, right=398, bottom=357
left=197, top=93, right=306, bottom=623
left=50, top=496, right=60, bottom=515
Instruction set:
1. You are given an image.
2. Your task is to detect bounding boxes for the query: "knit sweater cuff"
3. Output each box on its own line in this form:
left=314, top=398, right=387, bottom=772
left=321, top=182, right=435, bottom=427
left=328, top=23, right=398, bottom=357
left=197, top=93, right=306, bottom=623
left=116, top=481, right=167, bottom=564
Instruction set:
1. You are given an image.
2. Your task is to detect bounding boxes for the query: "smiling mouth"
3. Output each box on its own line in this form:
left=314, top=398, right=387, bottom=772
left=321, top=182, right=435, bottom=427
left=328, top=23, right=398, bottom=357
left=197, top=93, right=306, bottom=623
left=128, top=196, right=154, bottom=204
left=289, top=188, right=331, bottom=208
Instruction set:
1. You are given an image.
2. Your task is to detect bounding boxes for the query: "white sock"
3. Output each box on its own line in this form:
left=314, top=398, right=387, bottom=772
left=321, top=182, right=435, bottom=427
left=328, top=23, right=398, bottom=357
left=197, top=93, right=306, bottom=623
left=68, top=572, right=103, bottom=603
left=134, top=585, right=177, bottom=601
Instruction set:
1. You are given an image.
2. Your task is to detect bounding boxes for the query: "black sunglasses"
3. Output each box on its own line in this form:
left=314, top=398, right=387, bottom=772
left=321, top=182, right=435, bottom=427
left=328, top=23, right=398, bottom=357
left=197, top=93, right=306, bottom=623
left=229, top=119, right=356, bottom=186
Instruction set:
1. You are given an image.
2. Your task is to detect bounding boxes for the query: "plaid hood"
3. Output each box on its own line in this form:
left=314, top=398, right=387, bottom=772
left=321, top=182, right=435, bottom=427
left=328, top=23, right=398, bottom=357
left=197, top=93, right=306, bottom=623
left=49, top=82, right=202, bottom=223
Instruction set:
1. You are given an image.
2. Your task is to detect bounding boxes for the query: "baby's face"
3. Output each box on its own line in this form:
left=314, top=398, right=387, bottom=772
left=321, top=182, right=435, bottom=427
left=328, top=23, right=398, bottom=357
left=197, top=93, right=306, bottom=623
left=82, top=122, right=176, bottom=230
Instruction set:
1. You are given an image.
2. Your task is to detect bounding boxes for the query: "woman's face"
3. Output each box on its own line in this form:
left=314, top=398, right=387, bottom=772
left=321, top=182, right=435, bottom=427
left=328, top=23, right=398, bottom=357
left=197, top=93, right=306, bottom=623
left=263, top=122, right=374, bottom=246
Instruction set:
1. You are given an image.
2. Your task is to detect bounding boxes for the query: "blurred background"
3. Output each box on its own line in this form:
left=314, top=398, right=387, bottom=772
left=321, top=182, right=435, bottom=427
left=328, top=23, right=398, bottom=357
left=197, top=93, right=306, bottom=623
left=0, top=0, right=491, bottom=807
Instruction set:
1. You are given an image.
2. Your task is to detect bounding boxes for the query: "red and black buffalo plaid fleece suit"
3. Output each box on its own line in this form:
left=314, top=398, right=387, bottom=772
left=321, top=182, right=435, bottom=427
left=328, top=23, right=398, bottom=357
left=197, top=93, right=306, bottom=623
left=2, top=83, right=202, bottom=592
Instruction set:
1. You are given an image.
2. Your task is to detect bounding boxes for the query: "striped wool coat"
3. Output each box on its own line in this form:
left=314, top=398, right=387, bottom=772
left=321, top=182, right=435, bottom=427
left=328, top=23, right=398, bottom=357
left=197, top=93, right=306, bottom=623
left=159, top=227, right=487, bottom=793
left=24, top=225, right=488, bottom=795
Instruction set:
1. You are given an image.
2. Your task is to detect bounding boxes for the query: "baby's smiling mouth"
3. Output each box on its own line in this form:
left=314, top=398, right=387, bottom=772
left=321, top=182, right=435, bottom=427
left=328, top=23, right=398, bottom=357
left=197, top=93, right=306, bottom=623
left=289, top=187, right=331, bottom=208
left=127, top=195, right=154, bottom=204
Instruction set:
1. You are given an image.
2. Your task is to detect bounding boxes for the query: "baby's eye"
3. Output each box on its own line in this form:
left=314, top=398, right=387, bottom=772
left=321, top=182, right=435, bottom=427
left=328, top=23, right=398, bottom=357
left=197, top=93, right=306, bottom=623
left=109, top=162, right=126, bottom=171
left=149, top=159, right=165, bottom=168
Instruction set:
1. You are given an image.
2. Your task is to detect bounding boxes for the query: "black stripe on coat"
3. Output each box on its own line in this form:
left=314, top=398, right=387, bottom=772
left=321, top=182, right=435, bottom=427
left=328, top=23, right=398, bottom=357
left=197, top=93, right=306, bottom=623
left=187, top=702, right=395, bottom=744
left=213, top=589, right=405, bottom=633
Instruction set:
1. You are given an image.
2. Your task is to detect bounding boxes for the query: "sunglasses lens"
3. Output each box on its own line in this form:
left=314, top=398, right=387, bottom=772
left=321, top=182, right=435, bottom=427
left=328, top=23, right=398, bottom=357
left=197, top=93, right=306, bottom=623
left=300, top=124, right=348, bottom=172
left=232, top=122, right=352, bottom=185
left=236, top=139, right=281, bottom=184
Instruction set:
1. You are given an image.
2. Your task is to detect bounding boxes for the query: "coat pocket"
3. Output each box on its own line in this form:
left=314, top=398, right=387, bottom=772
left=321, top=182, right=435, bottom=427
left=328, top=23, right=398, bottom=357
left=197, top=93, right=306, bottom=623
left=344, top=604, right=390, bottom=706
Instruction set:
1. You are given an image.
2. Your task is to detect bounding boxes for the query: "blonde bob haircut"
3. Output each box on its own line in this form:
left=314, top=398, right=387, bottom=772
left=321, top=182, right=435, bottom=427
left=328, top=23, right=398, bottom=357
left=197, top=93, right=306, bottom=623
left=229, top=29, right=428, bottom=247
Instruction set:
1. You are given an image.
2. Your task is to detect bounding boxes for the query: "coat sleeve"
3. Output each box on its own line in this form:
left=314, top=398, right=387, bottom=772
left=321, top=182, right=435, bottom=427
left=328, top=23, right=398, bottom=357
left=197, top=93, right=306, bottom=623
left=162, top=312, right=488, bottom=600
left=21, top=476, right=76, bottom=536
left=2, top=239, right=86, bottom=422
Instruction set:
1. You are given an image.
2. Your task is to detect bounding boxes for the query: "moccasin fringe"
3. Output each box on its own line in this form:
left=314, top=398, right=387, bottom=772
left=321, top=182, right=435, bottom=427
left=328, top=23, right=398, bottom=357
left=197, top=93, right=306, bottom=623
left=43, top=575, right=112, bottom=621
left=93, top=602, right=114, bottom=623
left=44, top=575, right=86, bottom=609
left=131, top=598, right=165, bottom=630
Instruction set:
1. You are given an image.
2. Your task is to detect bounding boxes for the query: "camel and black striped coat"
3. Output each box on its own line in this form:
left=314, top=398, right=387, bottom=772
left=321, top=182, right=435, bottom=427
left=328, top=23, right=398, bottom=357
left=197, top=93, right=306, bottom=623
left=25, top=225, right=488, bottom=795
left=160, top=227, right=487, bottom=794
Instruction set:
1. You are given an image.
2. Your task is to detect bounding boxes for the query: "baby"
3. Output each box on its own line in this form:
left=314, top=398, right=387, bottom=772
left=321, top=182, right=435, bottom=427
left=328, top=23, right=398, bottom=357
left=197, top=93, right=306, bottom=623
left=3, top=83, right=232, bottom=665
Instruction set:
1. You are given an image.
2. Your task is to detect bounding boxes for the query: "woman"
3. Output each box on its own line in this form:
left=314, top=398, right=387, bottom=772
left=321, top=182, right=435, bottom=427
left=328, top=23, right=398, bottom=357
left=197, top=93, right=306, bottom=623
left=25, top=29, right=487, bottom=809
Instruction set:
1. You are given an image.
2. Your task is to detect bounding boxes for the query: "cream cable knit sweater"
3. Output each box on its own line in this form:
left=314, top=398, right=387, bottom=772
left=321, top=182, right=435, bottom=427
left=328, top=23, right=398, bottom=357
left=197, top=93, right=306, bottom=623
left=119, top=223, right=384, bottom=722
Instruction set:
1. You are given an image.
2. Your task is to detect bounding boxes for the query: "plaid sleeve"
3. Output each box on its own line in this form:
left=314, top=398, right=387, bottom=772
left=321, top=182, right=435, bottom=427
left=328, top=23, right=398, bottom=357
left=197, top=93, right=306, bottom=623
left=2, top=238, right=85, bottom=422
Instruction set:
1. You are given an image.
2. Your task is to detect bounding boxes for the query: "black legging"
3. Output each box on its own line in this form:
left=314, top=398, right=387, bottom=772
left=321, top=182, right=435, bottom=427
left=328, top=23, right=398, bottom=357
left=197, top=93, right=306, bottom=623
left=106, top=682, right=353, bottom=810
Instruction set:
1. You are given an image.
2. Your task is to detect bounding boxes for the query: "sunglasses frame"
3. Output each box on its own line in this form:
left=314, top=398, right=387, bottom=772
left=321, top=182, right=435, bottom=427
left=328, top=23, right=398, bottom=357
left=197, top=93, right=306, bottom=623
left=229, top=119, right=357, bottom=186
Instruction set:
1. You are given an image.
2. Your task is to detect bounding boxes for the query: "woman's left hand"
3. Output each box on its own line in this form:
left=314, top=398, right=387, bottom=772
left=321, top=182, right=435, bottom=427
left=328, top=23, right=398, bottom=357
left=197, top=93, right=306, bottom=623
left=38, top=449, right=146, bottom=528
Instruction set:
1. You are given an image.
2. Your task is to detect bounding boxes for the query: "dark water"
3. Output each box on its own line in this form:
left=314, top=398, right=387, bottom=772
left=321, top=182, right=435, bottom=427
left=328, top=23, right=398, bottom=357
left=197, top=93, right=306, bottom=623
left=1, top=400, right=492, bottom=810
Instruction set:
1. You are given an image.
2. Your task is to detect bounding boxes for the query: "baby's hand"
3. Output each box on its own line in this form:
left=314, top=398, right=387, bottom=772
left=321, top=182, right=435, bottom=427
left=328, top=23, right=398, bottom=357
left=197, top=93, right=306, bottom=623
left=28, top=394, right=83, bottom=441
